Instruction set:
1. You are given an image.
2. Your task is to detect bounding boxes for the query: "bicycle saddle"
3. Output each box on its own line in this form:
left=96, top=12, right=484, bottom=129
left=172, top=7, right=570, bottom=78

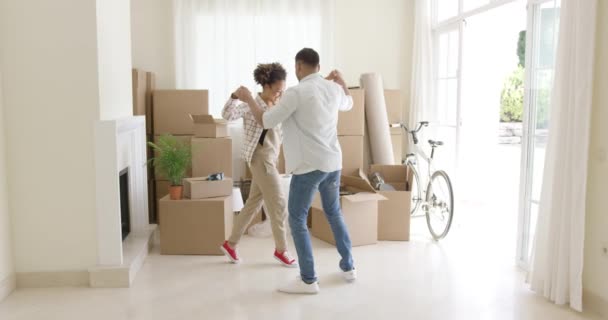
left=428, top=140, right=444, bottom=147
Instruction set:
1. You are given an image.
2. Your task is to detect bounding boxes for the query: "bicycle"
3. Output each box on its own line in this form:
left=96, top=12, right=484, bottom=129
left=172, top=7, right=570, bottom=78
left=390, top=121, right=455, bottom=240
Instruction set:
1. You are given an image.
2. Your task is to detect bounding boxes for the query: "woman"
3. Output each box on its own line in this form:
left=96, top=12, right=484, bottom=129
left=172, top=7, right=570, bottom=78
left=220, top=63, right=297, bottom=268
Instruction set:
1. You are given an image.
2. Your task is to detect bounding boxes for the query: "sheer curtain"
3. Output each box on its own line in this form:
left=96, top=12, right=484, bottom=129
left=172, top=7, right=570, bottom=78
left=528, top=0, right=598, bottom=312
left=174, top=0, right=335, bottom=116
left=409, top=0, right=436, bottom=150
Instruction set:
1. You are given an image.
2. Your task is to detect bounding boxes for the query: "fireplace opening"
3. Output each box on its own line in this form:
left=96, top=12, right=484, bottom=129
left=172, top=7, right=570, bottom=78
left=119, top=168, right=130, bottom=241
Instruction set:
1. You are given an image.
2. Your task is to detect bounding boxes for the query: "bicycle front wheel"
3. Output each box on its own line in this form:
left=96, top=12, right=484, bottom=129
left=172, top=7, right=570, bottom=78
left=425, top=170, right=454, bottom=240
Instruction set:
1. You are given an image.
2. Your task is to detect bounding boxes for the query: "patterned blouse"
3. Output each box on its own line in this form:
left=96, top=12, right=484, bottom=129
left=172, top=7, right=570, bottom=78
left=221, top=95, right=283, bottom=165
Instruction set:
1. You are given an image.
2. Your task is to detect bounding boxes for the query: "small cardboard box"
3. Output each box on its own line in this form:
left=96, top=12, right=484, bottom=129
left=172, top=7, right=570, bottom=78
left=337, top=88, right=365, bottom=136
left=132, top=69, right=147, bottom=117
left=152, top=135, right=193, bottom=180
left=311, top=169, right=386, bottom=246
left=191, top=137, right=233, bottom=178
left=145, top=72, right=156, bottom=134
left=183, top=177, right=233, bottom=199
left=153, top=90, right=209, bottom=135
left=159, top=195, right=233, bottom=255
left=190, top=114, right=228, bottom=138
left=338, top=136, right=365, bottom=173
left=369, top=164, right=412, bottom=241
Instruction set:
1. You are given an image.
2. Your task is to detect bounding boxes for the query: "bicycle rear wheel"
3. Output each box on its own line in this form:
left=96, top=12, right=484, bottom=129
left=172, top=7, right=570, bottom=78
left=425, top=170, right=454, bottom=240
left=406, top=162, right=422, bottom=215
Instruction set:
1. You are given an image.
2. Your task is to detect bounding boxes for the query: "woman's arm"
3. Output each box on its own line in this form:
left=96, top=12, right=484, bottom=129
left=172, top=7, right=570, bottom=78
left=221, top=94, right=248, bottom=121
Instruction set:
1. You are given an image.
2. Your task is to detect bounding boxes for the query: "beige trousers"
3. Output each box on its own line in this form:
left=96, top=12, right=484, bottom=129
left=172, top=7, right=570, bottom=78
left=228, top=146, right=288, bottom=251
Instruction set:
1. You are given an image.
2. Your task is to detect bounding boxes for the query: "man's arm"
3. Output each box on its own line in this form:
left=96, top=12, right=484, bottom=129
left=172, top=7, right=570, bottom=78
left=329, top=70, right=353, bottom=111
left=234, top=86, right=297, bottom=129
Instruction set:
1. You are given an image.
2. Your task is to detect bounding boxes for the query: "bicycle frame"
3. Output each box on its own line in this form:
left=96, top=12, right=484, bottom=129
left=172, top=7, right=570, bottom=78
left=398, top=123, right=435, bottom=186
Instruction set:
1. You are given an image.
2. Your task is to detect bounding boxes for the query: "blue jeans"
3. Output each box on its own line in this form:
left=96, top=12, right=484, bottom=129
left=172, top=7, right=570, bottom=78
left=288, top=170, right=354, bottom=284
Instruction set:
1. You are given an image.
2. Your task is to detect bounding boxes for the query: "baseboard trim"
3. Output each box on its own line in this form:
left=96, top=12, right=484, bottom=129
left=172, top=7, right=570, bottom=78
left=14, top=226, right=156, bottom=290
left=0, top=273, right=16, bottom=301
left=16, top=270, right=89, bottom=288
left=584, top=289, right=608, bottom=319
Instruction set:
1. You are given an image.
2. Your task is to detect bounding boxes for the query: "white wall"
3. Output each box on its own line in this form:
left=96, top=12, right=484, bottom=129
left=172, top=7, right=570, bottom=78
left=334, top=0, right=414, bottom=116
left=96, top=0, right=134, bottom=120
left=0, top=69, right=15, bottom=295
left=0, top=0, right=100, bottom=272
left=584, top=0, right=608, bottom=304
left=131, top=0, right=176, bottom=89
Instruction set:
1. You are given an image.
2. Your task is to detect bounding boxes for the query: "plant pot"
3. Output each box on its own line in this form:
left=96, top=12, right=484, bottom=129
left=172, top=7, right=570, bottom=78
left=169, top=185, right=183, bottom=200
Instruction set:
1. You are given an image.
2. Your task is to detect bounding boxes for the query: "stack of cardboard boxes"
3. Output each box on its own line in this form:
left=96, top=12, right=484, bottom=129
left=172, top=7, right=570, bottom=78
left=309, top=88, right=413, bottom=245
left=158, top=113, right=235, bottom=255
left=151, top=89, right=210, bottom=221
left=337, top=89, right=366, bottom=173
left=159, top=177, right=234, bottom=255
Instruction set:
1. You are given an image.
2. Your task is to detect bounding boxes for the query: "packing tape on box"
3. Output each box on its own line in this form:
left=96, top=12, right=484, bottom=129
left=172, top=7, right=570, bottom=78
left=360, top=73, right=395, bottom=165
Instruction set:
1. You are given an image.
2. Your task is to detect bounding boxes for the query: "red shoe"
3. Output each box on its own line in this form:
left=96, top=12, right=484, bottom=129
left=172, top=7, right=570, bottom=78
left=274, top=250, right=298, bottom=268
left=220, top=241, right=241, bottom=264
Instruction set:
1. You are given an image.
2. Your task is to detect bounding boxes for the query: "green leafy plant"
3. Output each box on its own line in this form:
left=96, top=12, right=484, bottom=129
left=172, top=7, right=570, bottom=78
left=500, top=65, right=525, bottom=122
left=148, top=135, right=192, bottom=186
left=517, top=30, right=526, bottom=67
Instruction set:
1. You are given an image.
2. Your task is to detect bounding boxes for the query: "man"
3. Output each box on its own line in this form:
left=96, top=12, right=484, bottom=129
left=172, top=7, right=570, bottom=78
left=233, top=48, right=355, bottom=294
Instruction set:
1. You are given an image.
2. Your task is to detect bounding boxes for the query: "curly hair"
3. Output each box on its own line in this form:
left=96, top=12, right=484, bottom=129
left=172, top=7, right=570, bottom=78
left=253, top=63, right=287, bottom=86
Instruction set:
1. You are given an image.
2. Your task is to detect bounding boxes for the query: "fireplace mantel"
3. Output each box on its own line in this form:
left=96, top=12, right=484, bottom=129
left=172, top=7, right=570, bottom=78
left=92, top=116, right=155, bottom=287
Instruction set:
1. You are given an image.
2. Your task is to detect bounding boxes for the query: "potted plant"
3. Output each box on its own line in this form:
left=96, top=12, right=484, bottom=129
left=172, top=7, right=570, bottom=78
left=148, top=134, right=192, bottom=200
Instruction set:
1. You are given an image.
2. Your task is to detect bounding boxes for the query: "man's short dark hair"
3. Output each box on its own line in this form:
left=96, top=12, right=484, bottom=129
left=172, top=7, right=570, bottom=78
left=295, top=48, right=320, bottom=67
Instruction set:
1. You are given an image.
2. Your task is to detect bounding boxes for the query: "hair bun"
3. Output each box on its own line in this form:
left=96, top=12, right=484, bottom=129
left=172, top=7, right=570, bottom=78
left=254, top=63, right=287, bottom=86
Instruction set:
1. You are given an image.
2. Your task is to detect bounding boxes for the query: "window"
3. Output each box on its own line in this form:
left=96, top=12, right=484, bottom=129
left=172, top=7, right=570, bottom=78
left=174, top=0, right=334, bottom=116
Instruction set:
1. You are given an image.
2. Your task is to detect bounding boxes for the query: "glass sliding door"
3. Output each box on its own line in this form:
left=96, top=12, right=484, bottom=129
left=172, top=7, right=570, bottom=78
left=517, top=0, right=560, bottom=268
left=433, top=22, right=463, bottom=175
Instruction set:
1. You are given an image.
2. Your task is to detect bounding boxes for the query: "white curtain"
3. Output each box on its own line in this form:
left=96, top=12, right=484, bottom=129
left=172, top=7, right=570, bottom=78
left=173, top=0, right=335, bottom=117
left=408, top=0, right=436, bottom=151
left=528, top=0, right=598, bottom=312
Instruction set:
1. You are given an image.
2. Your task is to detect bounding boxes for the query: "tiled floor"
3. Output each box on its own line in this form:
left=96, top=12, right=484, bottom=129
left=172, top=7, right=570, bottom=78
left=0, top=143, right=603, bottom=320
left=0, top=225, right=603, bottom=320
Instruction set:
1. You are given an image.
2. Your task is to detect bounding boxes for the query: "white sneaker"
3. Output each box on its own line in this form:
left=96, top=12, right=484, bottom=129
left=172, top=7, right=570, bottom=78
left=342, top=268, right=357, bottom=282
left=278, top=278, right=320, bottom=294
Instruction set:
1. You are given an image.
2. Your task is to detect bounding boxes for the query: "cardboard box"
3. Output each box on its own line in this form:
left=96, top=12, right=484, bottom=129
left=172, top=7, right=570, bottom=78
left=311, top=170, right=385, bottom=246
left=192, top=138, right=233, bottom=178
left=153, top=90, right=209, bottom=135
left=369, top=164, right=412, bottom=241
left=159, top=195, right=233, bottom=255
left=152, top=135, right=193, bottom=180
left=132, top=69, right=146, bottom=117
left=145, top=72, right=156, bottom=134
left=146, top=135, right=155, bottom=180
left=337, top=89, right=365, bottom=136
left=384, top=89, right=403, bottom=125
left=339, top=136, right=365, bottom=173
left=156, top=180, right=170, bottom=202
left=184, top=177, right=233, bottom=199
left=148, top=180, right=157, bottom=223
left=391, top=133, right=403, bottom=164
left=190, top=114, right=228, bottom=138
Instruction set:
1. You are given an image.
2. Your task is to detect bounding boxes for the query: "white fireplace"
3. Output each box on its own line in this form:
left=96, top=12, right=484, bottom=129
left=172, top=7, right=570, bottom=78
left=91, top=116, right=155, bottom=287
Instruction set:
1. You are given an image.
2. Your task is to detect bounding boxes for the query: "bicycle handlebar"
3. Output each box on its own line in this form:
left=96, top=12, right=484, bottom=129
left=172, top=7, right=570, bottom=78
left=390, top=121, right=429, bottom=145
